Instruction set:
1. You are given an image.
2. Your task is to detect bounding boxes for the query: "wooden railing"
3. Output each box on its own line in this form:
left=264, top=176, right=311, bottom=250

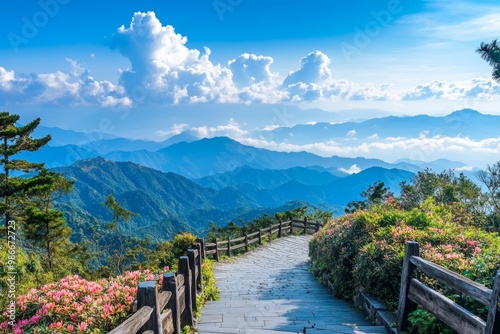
left=397, top=241, right=500, bottom=334
left=204, top=217, right=323, bottom=261
left=109, top=242, right=204, bottom=334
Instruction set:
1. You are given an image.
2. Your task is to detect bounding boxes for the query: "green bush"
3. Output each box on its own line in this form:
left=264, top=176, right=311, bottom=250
left=309, top=198, right=500, bottom=333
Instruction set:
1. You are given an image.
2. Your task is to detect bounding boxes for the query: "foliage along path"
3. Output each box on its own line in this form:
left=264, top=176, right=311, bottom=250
left=197, top=235, right=387, bottom=334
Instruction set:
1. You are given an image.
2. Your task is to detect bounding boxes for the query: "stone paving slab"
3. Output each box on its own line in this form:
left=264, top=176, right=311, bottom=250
left=197, top=236, right=387, bottom=334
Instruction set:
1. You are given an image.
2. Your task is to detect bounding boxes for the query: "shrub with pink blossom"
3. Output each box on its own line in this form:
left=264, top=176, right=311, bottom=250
left=0, top=269, right=165, bottom=333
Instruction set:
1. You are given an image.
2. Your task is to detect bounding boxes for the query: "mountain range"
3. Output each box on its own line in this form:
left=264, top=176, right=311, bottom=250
left=262, top=109, right=500, bottom=144
left=53, top=158, right=414, bottom=242
left=22, top=108, right=492, bottom=241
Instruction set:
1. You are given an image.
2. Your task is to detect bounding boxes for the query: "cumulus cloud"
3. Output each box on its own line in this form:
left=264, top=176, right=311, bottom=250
left=109, top=11, right=236, bottom=104
left=0, top=60, right=131, bottom=107
left=283, top=51, right=332, bottom=86
left=228, top=53, right=276, bottom=87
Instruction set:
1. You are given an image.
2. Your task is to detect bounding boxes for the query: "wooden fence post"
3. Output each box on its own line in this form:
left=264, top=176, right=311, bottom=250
left=269, top=224, right=272, bottom=241
left=486, top=269, right=500, bottom=334
left=163, top=273, right=180, bottom=334
left=290, top=216, right=294, bottom=235
left=178, top=256, right=194, bottom=327
left=396, top=241, right=420, bottom=331
left=214, top=238, right=219, bottom=262
left=315, top=221, right=320, bottom=232
left=227, top=238, right=232, bottom=257
left=258, top=229, right=262, bottom=245
left=137, top=281, right=161, bottom=334
left=187, top=250, right=198, bottom=313
left=244, top=233, right=249, bottom=252
left=197, top=238, right=206, bottom=259
left=278, top=220, right=283, bottom=238
left=193, top=243, right=203, bottom=292
left=303, top=216, right=308, bottom=234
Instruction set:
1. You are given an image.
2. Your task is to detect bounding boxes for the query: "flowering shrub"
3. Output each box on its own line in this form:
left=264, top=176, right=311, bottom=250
left=309, top=198, right=500, bottom=332
left=0, top=269, right=166, bottom=334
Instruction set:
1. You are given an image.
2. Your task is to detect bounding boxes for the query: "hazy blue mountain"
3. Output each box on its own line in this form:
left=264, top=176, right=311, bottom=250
left=264, top=109, right=500, bottom=144
left=393, top=158, right=471, bottom=172
left=104, top=136, right=420, bottom=178
left=81, top=132, right=197, bottom=155
left=251, top=167, right=414, bottom=207
left=52, top=158, right=414, bottom=241
left=34, top=126, right=117, bottom=146
left=195, top=166, right=339, bottom=190
left=17, top=144, right=100, bottom=168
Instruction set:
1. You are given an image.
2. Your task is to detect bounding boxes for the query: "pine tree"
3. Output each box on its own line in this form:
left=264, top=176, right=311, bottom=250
left=477, top=39, right=500, bottom=82
left=23, top=170, right=74, bottom=269
left=0, top=112, right=51, bottom=226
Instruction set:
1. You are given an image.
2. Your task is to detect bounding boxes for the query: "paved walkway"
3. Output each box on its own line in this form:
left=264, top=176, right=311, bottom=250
left=197, top=235, right=387, bottom=334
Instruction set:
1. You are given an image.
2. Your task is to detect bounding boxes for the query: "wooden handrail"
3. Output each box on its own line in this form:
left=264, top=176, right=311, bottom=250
left=397, top=241, right=500, bottom=334
left=110, top=241, right=205, bottom=334
left=204, top=217, right=324, bottom=262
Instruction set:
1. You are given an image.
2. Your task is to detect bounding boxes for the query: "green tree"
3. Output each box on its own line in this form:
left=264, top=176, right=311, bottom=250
left=23, top=170, right=75, bottom=270
left=103, top=194, right=139, bottom=275
left=477, top=39, right=500, bottom=82
left=476, top=161, right=500, bottom=231
left=399, top=169, right=483, bottom=210
left=0, top=112, right=51, bottom=226
left=345, top=181, right=393, bottom=213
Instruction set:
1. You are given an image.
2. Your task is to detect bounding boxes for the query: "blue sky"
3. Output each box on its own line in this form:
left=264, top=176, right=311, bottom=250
left=1, top=0, right=500, bottom=166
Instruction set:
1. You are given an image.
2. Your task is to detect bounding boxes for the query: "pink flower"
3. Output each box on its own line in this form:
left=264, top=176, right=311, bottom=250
left=67, top=324, right=75, bottom=332
left=77, top=321, right=87, bottom=332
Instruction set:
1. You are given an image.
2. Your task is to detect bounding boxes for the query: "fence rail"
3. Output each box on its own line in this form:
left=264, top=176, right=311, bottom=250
left=110, top=243, right=203, bottom=334
left=205, top=217, right=323, bottom=262
left=397, top=241, right=500, bottom=334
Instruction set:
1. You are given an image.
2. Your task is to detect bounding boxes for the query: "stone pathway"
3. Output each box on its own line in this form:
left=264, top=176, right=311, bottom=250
left=197, top=235, right=387, bottom=334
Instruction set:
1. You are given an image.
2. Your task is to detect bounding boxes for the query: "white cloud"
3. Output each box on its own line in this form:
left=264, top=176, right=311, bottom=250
left=402, top=79, right=500, bottom=100
left=228, top=53, right=276, bottom=87
left=0, top=60, right=130, bottom=108
left=155, top=123, right=189, bottom=138
left=347, top=130, right=357, bottom=137
left=109, top=11, right=237, bottom=104
left=339, top=164, right=361, bottom=174
left=190, top=119, right=248, bottom=138
left=231, top=133, right=500, bottom=167
left=455, top=166, right=474, bottom=172
left=368, top=133, right=379, bottom=139
left=283, top=51, right=332, bottom=86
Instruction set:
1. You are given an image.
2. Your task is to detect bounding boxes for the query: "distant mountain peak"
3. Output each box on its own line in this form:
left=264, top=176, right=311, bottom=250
left=447, top=109, right=482, bottom=118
